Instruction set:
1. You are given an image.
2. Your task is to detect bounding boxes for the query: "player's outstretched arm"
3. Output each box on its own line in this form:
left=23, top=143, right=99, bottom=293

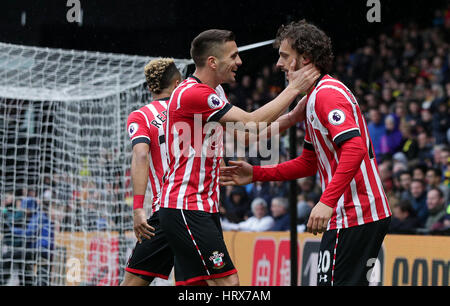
left=219, top=160, right=254, bottom=186
left=231, top=95, right=307, bottom=146
left=219, top=61, right=319, bottom=128
left=131, top=143, right=155, bottom=243
left=219, top=148, right=317, bottom=186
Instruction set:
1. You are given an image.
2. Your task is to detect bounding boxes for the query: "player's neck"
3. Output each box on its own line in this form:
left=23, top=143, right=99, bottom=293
left=153, top=91, right=171, bottom=100
left=192, top=69, right=219, bottom=89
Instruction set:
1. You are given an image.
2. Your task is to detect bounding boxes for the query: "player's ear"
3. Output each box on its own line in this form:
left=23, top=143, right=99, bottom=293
left=301, top=54, right=312, bottom=66
left=207, top=56, right=217, bottom=70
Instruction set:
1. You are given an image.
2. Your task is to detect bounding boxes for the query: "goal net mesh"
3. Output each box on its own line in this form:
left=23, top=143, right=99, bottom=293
left=0, top=42, right=190, bottom=285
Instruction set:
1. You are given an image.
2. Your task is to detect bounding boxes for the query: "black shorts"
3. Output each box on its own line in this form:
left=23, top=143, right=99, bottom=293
left=317, top=216, right=391, bottom=286
left=125, top=211, right=174, bottom=282
left=159, top=208, right=237, bottom=286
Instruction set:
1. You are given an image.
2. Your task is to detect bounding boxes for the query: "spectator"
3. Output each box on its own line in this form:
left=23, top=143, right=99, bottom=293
left=1, top=197, right=54, bottom=286
left=389, top=200, right=421, bottom=234
left=412, top=164, right=427, bottom=181
left=378, top=160, right=395, bottom=200
left=367, top=108, right=386, bottom=159
left=404, top=179, right=429, bottom=227
left=399, top=123, right=419, bottom=162
left=221, top=198, right=274, bottom=232
left=269, top=181, right=289, bottom=199
left=431, top=100, right=448, bottom=144
left=269, top=197, right=290, bottom=231
left=416, top=131, right=434, bottom=165
left=380, top=114, right=403, bottom=157
left=425, top=167, right=449, bottom=201
left=405, top=100, right=422, bottom=127
left=297, top=176, right=321, bottom=203
left=424, top=188, right=447, bottom=232
left=20, top=188, right=38, bottom=211
left=0, top=193, right=26, bottom=285
left=297, top=194, right=315, bottom=226
left=222, top=186, right=250, bottom=223
left=247, top=181, right=272, bottom=209
left=397, top=170, right=413, bottom=200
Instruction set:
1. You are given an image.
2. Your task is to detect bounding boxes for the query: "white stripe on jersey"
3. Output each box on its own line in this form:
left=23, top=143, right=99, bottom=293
left=177, top=145, right=196, bottom=209
left=146, top=103, right=169, bottom=173
left=164, top=127, right=181, bottom=209
left=177, top=82, right=196, bottom=110
left=371, top=158, right=390, bottom=216
left=147, top=149, right=161, bottom=206
left=135, top=110, right=151, bottom=129
left=350, top=178, right=365, bottom=225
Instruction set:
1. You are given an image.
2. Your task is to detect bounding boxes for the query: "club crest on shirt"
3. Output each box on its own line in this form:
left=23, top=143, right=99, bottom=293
left=328, top=109, right=345, bottom=126
left=207, top=94, right=223, bottom=109
left=128, top=123, right=138, bottom=137
left=209, top=251, right=225, bottom=269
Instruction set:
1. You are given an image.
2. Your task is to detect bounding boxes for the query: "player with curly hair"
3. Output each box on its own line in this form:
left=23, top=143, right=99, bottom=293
left=121, top=58, right=181, bottom=286
left=220, top=20, right=392, bottom=286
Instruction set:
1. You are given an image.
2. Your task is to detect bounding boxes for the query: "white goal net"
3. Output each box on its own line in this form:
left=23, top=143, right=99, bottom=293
left=0, top=42, right=190, bottom=285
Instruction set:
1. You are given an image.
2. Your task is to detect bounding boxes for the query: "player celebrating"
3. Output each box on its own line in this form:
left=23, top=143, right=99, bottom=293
left=121, top=58, right=181, bottom=286
left=220, top=20, right=392, bottom=286
left=158, top=29, right=320, bottom=286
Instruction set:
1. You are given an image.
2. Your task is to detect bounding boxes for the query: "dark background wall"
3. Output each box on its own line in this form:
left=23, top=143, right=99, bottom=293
left=0, top=0, right=447, bottom=74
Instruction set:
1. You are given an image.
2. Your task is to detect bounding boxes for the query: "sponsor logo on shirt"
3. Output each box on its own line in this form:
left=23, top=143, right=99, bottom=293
left=328, top=109, right=345, bottom=126
left=207, top=94, right=223, bottom=109
left=128, top=123, right=138, bottom=137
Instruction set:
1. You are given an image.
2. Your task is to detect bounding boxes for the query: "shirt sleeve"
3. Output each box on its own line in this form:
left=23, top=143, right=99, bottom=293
left=315, top=88, right=361, bottom=146
left=182, top=84, right=232, bottom=123
left=319, top=136, right=367, bottom=208
left=252, top=144, right=317, bottom=182
left=127, top=111, right=151, bottom=147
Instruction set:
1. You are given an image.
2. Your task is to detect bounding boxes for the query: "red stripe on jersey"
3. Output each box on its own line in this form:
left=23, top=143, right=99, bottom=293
left=161, top=78, right=229, bottom=213
left=127, top=99, right=169, bottom=213
left=305, top=75, right=391, bottom=230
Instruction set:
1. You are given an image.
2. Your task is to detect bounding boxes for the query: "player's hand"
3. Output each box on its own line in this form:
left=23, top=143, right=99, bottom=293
left=287, top=60, right=320, bottom=94
left=133, top=208, right=155, bottom=243
left=219, top=160, right=253, bottom=186
left=288, top=95, right=307, bottom=124
left=306, top=201, right=333, bottom=235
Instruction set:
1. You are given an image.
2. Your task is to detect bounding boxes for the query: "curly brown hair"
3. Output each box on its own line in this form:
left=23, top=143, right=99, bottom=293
left=274, top=20, right=334, bottom=74
left=144, top=58, right=180, bottom=94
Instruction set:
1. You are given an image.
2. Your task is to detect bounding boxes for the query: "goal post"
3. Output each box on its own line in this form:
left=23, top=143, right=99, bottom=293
left=0, top=42, right=190, bottom=286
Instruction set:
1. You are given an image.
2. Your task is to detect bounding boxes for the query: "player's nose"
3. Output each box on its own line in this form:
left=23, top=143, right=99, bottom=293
left=275, top=57, right=284, bottom=70
left=236, top=55, right=242, bottom=67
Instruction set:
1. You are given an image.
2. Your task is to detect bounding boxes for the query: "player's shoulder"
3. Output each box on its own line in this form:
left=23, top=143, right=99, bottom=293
left=315, top=76, right=353, bottom=106
left=181, top=83, right=218, bottom=104
left=127, top=105, right=151, bottom=123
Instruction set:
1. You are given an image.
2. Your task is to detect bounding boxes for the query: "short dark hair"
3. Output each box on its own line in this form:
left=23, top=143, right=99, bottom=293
left=274, top=20, right=334, bottom=74
left=190, top=29, right=235, bottom=67
left=428, top=187, right=444, bottom=199
left=411, top=179, right=425, bottom=187
left=427, top=167, right=442, bottom=178
left=396, top=200, right=414, bottom=214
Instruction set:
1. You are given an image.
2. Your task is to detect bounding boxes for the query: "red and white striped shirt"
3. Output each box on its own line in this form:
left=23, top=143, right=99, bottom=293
left=127, top=98, right=169, bottom=213
left=160, top=77, right=231, bottom=213
left=305, top=75, right=391, bottom=229
left=253, top=75, right=391, bottom=230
